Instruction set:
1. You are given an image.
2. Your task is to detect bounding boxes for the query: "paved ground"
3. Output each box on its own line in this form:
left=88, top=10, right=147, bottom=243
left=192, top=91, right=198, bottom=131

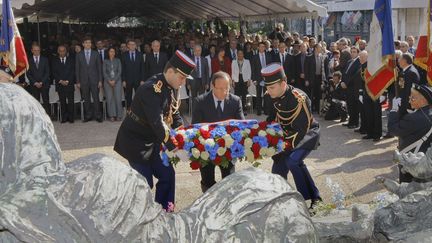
left=54, top=112, right=398, bottom=210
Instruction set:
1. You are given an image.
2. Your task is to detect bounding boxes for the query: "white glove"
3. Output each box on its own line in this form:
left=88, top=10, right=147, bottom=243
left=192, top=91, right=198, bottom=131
left=391, top=98, right=402, bottom=112
left=379, top=95, right=386, bottom=103
left=359, top=95, right=363, bottom=104
left=176, top=149, right=190, bottom=162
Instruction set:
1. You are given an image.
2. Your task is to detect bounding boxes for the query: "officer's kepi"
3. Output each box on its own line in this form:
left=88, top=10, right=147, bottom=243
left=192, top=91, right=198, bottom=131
left=412, top=83, right=432, bottom=105
left=261, top=63, right=285, bottom=86
left=169, top=50, right=196, bottom=78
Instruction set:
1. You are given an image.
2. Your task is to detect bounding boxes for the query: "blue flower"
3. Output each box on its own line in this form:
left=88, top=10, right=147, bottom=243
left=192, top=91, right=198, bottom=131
left=170, top=129, right=177, bottom=137
left=268, top=123, right=282, bottom=132
left=183, top=141, right=195, bottom=152
left=253, top=136, right=268, bottom=148
left=229, top=120, right=240, bottom=127
left=231, top=131, right=243, bottom=142
left=186, top=129, right=197, bottom=140
left=206, top=144, right=219, bottom=160
left=230, top=141, right=245, bottom=159
left=277, top=140, right=285, bottom=152
left=161, top=152, right=170, bottom=167
left=210, top=126, right=227, bottom=137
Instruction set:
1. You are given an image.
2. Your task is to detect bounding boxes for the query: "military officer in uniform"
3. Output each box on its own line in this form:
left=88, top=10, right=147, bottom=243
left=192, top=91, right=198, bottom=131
left=114, top=50, right=196, bottom=212
left=262, top=63, right=322, bottom=214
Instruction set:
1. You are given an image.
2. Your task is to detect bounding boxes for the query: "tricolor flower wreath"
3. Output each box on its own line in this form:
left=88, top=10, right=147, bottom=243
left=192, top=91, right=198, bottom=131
left=160, top=120, right=292, bottom=170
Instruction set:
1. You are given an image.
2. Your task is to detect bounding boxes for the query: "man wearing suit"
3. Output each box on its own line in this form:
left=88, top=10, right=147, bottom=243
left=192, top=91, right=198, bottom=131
left=274, top=42, right=296, bottom=86
left=52, top=45, right=75, bottom=123
left=336, top=38, right=352, bottom=73
left=188, top=45, right=209, bottom=98
left=96, top=40, right=108, bottom=61
left=27, top=44, right=51, bottom=116
left=145, top=40, right=168, bottom=79
left=341, top=47, right=361, bottom=128
left=121, top=39, right=145, bottom=109
left=294, top=42, right=310, bottom=95
left=251, top=42, right=272, bottom=115
left=192, top=71, right=245, bottom=192
left=304, top=43, right=329, bottom=113
left=397, top=53, right=421, bottom=117
left=75, top=36, right=103, bottom=122
left=226, top=39, right=238, bottom=61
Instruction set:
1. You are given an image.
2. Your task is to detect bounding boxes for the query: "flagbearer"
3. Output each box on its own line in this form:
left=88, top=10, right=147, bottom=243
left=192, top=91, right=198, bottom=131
left=114, top=50, right=196, bottom=212
left=262, top=63, right=322, bottom=214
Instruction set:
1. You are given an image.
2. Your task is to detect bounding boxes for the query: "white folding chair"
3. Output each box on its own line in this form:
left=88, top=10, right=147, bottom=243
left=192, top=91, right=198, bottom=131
left=73, top=88, right=84, bottom=121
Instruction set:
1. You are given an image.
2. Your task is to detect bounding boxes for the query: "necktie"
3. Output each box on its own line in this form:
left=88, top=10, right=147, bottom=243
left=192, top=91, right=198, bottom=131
left=233, top=50, right=236, bottom=60
left=85, top=51, right=90, bottom=64
left=132, top=52, right=135, bottom=62
left=155, top=53, right=158, bottom=64
left=35, top=56, right=39, bottom=68
left=61, top=58, right=65, bottom=64
left=216, top=100, right=223, bottom=119
left=260, top=54, right=265, bottom=68
left=196, top=57, right=201, bottom=78
left=281, top=53, right=285, bottom=64
left=99, top=50, right=103, bottom=59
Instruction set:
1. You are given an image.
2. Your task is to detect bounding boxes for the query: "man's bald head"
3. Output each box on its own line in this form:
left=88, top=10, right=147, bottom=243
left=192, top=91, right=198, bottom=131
left=359, top=50, right=368, bottom=64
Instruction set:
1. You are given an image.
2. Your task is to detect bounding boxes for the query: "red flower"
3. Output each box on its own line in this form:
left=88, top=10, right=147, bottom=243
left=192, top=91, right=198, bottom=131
left=175, top=134, right=185, bottom=148
left=252, top=143, right=261, bottom=154
left=249, top=129, right=258, bottom=138
left=225, top=150, right=232, bottom=161
left=240, top=138, right=245, bottom=145
left=214, top=156, right=222, bottom=165
left=272, top=137, right=280, bottom=146
left=193, top=138, right=200, bottom=147
left=197, top=143, right=205, bottom=151
left=266, top=134, right=272, bottom=143
left=200, top=128, right=211, bottom=139
left=190, top=161, right=201, bottom=170
left=258, top=121, right=267, bottom=130
left=226, top=125, right=233, bottom=133
left=217, top=138, right=225, bottom=147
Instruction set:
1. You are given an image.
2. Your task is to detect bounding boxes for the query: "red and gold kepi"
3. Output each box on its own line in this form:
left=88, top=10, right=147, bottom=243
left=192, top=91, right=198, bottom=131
left=169, top=50, right=196, bottom=78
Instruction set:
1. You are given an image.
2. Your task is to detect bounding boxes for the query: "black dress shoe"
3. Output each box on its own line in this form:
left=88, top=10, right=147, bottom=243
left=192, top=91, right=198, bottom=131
left=362, top=135, right=373, bottom=139
left=340, top=118, right=347, bottom=123
left=348, top=125, right=358, bottom=129
left=60, top=120, right=67, bottom=124
left=373, top=137, right=381, bottom=142
left=69, top=120, right=74, bottom=124
left=383, top=133, right=394, bottom=139
left=96, top=118, right=103, bottom=123
left=342, top=123, right=350, bottom=126
left=354, top=128, right=361, bottom=133
left=83, top=118, right=92, bottom=122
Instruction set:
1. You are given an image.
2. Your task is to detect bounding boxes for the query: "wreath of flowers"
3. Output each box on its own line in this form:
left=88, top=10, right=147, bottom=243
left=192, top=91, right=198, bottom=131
left=160, top=120, right=292, bottom=170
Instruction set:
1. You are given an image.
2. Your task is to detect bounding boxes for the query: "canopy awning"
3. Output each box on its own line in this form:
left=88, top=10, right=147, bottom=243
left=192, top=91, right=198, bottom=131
left=9, top=0, right=327, bottom=22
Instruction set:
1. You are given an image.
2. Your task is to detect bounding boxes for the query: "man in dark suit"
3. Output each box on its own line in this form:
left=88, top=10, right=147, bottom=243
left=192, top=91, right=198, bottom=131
left=145, top=40, right=168, bottom=79
left=294, top=42, right=310, bottom=94
left=188, top=45, right=210, bottom=98
left=96, top=40, right=108, bottom=61
left=251, top=42, right=272, bottom=115
left=52, top=45, right=75, bottom=123
left=336, top=38, right=352, bottom=73
left=341, top=47, right=361, bottom=128
left=226, top=39, right=239, bottom=61
left=121, top=39, right=145, bottom=109
left=192, top=71, right=245, bottom=192
left=75, top=36, right=103, bottom=122
left=305, top=43, right=329, bottom=112
left=27, top=43, right=51, bottom=116
left=397, top=53, right=421, bottom=117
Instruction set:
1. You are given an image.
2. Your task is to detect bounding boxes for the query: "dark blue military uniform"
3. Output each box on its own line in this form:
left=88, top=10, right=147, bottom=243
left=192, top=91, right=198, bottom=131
left=262, top=63, right=321, bottom=202
left=114, top=73, right=183, bottom=211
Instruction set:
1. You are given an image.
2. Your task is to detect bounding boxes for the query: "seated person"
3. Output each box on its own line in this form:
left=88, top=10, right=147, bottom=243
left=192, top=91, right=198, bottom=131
left=323, top=71, right=347, bottom=122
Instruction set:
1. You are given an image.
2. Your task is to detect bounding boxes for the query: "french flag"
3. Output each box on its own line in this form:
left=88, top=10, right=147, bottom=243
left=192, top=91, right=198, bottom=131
left=364, top=0, right=395, bottom=100
left=0, top=0, right=29, bottom=78
left=414, top=0, right=432, bottom=85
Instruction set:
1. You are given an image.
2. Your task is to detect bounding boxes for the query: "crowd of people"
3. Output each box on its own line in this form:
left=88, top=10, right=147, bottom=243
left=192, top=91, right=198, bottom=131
left=13, top=22, right=432, bottom=212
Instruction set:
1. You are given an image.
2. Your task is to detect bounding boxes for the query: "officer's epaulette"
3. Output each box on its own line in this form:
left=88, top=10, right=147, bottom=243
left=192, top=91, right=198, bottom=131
left=292, top=89, right=306, bottom=103
left=153, top=80, right=163, bottom=93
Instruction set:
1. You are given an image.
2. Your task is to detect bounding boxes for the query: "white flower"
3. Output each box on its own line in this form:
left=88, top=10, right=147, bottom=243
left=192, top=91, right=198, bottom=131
left=252, top=124, right=259, bottom=129
left=204, top=139, right=215, bottom=147
left=223, top=134, right=234, bottom=147
left=245, top=149, right=255, bottom=162
left=244, top=128, right=251, bottom=134
left=259, top=148, right=268, bottom=156
left=266, top=128, right=276, bottom=136
left=217, top=147, right=227, bottom=156
left=201, top=125, right=209, bottom=131
left=278, top=130, right=284, bottom=136
left=266, top=147, right=276, bottom=157
left=201, top=151, right=210, bottom=160
left=258, top=130, right=267, bottom=137
left=199, top=137, right=205, bottom=143
left=191, top=148, right=201, bottom=159
left=177, top=130, right=186, bottom=136
left=244, top=138, right=253, bottom=148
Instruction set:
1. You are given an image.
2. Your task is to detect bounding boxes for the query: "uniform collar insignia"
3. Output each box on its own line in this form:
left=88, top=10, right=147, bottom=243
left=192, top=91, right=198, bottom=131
left=153, top=80, right=163, bottom=93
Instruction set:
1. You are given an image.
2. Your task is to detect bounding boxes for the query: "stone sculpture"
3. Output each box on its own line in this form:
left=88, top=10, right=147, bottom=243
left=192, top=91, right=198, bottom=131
left=0, top=83, right=317, bottom=242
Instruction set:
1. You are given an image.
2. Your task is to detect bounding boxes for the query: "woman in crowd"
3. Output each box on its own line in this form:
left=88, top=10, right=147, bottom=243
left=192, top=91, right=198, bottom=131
left=211, top=46, right=231, bottom=77
left=103, top=47, right=123, bottom=121
left=205, top=44, right=216, bottom=79
left=231, top=49, right=251, bottom=116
